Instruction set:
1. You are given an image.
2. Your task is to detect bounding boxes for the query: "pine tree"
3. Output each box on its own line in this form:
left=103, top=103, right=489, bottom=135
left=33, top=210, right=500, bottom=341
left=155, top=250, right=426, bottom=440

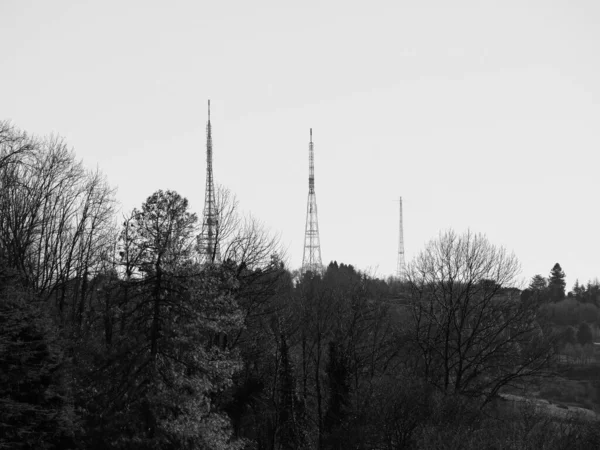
left=84, top=190, right=244, bottom=449
left=571, top=279, right=586, bottom=299
left=548, top=263, right=566, bottom=302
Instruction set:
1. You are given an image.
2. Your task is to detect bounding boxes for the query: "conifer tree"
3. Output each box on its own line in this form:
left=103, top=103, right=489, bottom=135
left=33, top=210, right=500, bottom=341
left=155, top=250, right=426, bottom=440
left=529, top=274, right=548, bottom=291
left=0, top=275, right=76, bottom=449
left=548, top=263, right=566, bottom=302
left=577, top=322, right=593, bottom=346
left=84, top=190, right=244, bottom=449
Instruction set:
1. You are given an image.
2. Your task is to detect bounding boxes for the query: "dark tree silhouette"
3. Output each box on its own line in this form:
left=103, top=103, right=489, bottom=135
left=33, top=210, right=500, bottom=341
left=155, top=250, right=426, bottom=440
left=0, top=277, right=76, bottom=449
left=322, top=341, right=350, bottom=450
left=577, top=322, right=593, bottom=346
left=548, top=263, right=566, bottom=302
left=276, top=333, right=307, bottom=450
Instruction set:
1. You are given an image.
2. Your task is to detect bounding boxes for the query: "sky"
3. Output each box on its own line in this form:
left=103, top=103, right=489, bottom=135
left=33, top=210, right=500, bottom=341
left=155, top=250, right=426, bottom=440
left=2, top=0, right=600, bottom=288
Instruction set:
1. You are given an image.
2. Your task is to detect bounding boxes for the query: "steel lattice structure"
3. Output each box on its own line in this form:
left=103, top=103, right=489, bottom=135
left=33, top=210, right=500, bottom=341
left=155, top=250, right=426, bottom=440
left=397, top=196, right=406, bottom=280
left=302, top=129, right=323, bottom=274
left=198, top=100, right=221, bottom=264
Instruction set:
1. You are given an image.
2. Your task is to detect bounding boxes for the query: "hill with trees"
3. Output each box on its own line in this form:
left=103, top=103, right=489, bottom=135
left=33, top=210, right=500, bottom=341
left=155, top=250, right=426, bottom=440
left=2, top=120, right=600, bottom=449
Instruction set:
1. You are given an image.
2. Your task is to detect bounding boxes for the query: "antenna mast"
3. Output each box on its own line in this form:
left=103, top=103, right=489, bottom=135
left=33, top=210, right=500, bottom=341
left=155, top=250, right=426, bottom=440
left=397, top=196, right=406, bottom=280
left=199, top=100, right=221, bottom=264
left=301, top=128, right=323, bottom=274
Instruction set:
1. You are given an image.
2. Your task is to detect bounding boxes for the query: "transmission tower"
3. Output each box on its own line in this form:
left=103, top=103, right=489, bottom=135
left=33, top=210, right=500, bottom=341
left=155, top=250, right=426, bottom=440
left=397, top=196, right=406, bottom=280
left=301, top=129, right=323, bottom=274
left=198, top=100, right=221, bottom=264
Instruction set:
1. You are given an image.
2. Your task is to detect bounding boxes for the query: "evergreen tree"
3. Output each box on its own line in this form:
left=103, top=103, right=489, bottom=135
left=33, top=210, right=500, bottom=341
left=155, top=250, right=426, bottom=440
left=585, top=280, right=600, bottom=306
left=571, top=279, right=586, bottom=299
left=521, top=274, right=549, bottom=303
left=0, top=278, right=76, bottom=449
left=548, top=263, right=566, bottom=302
left=83, top=190, right=244, bottom=449
left=529, top=274, right=548, bottom=291
left=577, top=322, right=594, bottom=346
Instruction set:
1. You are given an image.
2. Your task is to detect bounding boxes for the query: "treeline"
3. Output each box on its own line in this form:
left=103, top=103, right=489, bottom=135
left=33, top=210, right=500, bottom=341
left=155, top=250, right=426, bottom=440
left=521, top=263, right=600, bottom=368
left=2, top=121, right=600, bottom=449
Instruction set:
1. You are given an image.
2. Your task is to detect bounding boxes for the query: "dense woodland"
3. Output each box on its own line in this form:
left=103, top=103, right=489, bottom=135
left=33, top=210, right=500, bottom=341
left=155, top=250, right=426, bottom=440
left=2, top=120, right=600, bottom=449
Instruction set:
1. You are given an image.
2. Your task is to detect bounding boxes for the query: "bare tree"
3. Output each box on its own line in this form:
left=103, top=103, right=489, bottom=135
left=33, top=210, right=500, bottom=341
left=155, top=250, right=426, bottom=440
left=0, top=120, right=35, bottom=171
left=0, top=125, right=116, bottom=322
left=213, top=184, right=241, bottom=249
left=198, top=184, right=283, bottom=271
left=406, top=229, right=554, bottom=403
left=223, top=215, right=284, bottom=271
left=201, top=185, right=290, bottom=356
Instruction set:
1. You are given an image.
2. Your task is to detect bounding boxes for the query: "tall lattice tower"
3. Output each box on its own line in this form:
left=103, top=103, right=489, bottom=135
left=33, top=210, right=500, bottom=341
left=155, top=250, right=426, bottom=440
left=397, top=196, right=406, bottom=279
left=301, top=129, right=323, bottom=274
left=198, top=100, right=221, bottom=264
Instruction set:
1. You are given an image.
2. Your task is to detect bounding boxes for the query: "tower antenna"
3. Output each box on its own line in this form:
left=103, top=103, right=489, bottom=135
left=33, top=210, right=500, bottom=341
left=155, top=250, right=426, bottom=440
left=199, top=99, right=221, bottom=264
left=301, top=128, right=323, bottom=274
left=397, top=197, right=406, bottom=280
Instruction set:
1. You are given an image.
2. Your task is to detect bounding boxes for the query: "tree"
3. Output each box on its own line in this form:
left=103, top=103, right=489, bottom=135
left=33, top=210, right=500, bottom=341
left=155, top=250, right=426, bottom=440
left=521, top=275, right=549, bottom=304
left=548, top=263, right=566, bottom=302
left=0, top=125, right=116, bottom=321
left=577, top=322, right=594, bottom=346
left=584, top=279, right=600, bottom=305
left=529, top=274, right=548, bottom=291
left=286, top=263, right=399, bottom=448
left=276, top=333, right=307, bottom=450
left=406, top=230, right=554, bottom=403
left=0, top=276, right=76, bottom=449
left=570, top=279, right=586, bottom=299
left=85, top=190, right=244, bottom=449
left=0, top=120, right=35, bottom=173
left=205, top=184, right=283, bottom=272
left=322, top=341, right=350, bottom=449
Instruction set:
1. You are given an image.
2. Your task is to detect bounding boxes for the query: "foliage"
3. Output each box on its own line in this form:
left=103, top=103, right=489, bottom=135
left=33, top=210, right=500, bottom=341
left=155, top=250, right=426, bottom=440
left=0, top=279, right=77, bottom=449
left=569, top=279, right=600, bottom=305
left=542, top=298, right=600, bottom=327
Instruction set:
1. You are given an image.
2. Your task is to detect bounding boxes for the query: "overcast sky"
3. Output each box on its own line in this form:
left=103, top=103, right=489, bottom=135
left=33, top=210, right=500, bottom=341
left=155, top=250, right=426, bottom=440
left=2, top=0, right=600, bottom=287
